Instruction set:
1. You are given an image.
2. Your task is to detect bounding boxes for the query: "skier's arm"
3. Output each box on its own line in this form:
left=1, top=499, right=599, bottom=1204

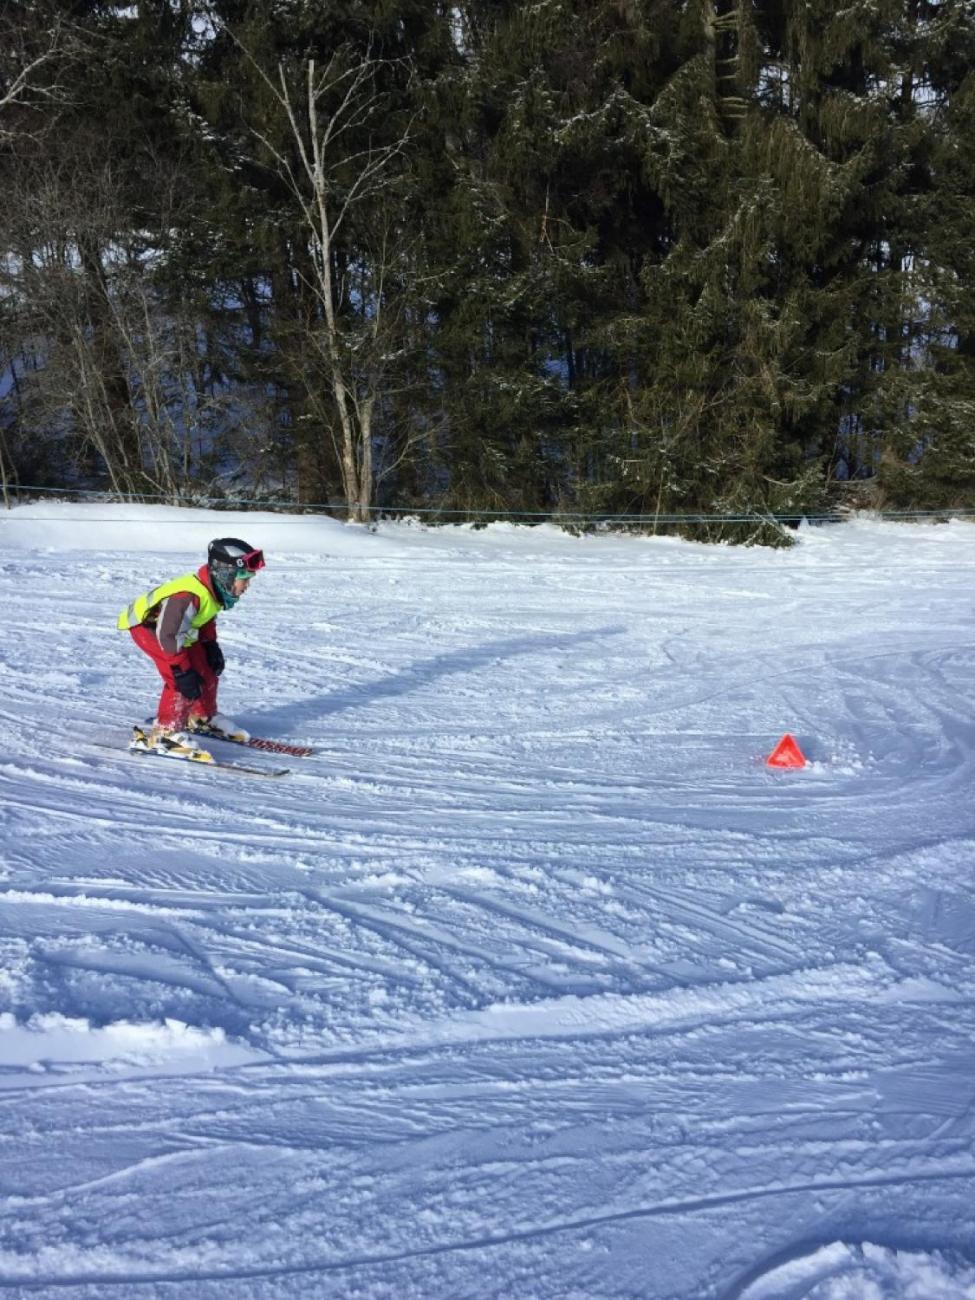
left=197, top=616, right=222, bottom=673
left=203, top=640, right=225, bottom=675
left=155, top=592, right=200, bottom=664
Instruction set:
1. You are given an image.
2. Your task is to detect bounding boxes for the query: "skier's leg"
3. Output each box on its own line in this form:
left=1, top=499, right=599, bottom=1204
left=130, top=626, right=190, bottom=729
left=184, top=641, right=218, bottom=723
left=176, top=647, right=249, bottom=741
left=182, top=646, right=249, bottom=739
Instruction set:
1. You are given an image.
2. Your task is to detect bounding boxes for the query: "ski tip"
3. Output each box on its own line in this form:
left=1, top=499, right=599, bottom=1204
left=248, top=740, right=315, bottom=758
left=184, top=722, right=314, bottom=758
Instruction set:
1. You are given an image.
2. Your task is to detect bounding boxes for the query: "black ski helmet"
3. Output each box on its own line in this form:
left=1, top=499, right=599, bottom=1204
left=207, top=537, right=265, bottom=607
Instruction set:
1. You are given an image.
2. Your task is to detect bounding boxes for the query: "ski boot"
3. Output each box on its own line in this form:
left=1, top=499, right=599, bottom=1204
left=188, top=713, right=251, bottom=743
left=131, top=724, right=215, bottom=763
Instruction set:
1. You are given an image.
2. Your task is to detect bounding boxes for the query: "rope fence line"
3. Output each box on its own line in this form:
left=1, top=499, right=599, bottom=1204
left=2, top=484, right=974, bottom=526
left=1, top=513, right=850, bottom=525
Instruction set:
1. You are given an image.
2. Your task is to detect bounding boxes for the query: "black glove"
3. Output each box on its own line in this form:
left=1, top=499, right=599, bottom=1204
left=172, top=666, right=203, bottom=700
left=203, top=641, right=225, bottom=677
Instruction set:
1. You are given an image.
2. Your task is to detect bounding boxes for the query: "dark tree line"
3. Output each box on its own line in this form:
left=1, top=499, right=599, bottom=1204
left=2, top=0, right=974, bottom=540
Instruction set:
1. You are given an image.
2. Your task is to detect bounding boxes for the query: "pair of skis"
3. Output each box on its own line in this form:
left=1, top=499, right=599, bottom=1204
left=127, top=721, right=313, bottom=778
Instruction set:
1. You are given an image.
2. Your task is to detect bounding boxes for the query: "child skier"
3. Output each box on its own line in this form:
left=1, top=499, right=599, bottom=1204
left=117, top=537, right=265, bottom=756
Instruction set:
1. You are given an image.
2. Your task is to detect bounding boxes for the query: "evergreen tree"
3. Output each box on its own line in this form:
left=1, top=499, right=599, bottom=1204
left=873, top=0, right=975, bottom=507
left=412, top=0, right=678, bottom=516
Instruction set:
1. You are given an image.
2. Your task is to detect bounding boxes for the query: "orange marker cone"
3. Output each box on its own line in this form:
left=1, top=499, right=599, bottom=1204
left=766, top=733, right=807, bottom=769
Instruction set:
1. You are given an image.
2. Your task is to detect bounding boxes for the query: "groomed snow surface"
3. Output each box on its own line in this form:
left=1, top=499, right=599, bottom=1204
left=1, top=504, right=974, bottom=1300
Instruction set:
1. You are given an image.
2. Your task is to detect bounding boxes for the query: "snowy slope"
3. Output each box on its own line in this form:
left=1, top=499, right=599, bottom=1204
left=0, top=504, right=974, bottom=1299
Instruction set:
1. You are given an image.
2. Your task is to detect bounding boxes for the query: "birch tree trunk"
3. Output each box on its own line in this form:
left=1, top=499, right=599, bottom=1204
left=242, top=43, right=410, bottom=522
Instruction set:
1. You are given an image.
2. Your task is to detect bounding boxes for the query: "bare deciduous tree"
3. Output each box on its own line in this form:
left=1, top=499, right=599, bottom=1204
left=0, top=150, right=250, bottom=501
left=0, top=14, right=65, bottom=140
left=238, top=39, right=414, bottom=521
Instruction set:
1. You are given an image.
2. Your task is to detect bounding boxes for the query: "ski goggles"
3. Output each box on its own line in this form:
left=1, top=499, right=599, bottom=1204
left=233, top=548, right=265, bottom=576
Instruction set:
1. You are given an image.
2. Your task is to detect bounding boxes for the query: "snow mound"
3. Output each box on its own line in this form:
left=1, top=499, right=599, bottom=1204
left=739, top=1241, right=975, bottom=1299
left=0, top=1012, right=264, bottom=1087
left=0, top=500, right=402, bottom=556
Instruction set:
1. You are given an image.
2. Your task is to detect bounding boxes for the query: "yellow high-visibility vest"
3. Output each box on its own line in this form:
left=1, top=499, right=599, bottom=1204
left=117, top=572, right=221, bottom=643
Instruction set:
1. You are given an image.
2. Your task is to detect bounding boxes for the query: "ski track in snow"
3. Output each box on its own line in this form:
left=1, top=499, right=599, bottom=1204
left=0, top=507, right=974, bottom=1298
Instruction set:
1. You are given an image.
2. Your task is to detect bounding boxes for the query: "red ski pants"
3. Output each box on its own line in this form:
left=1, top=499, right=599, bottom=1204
left=130, top=627, right=219, bottom=728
